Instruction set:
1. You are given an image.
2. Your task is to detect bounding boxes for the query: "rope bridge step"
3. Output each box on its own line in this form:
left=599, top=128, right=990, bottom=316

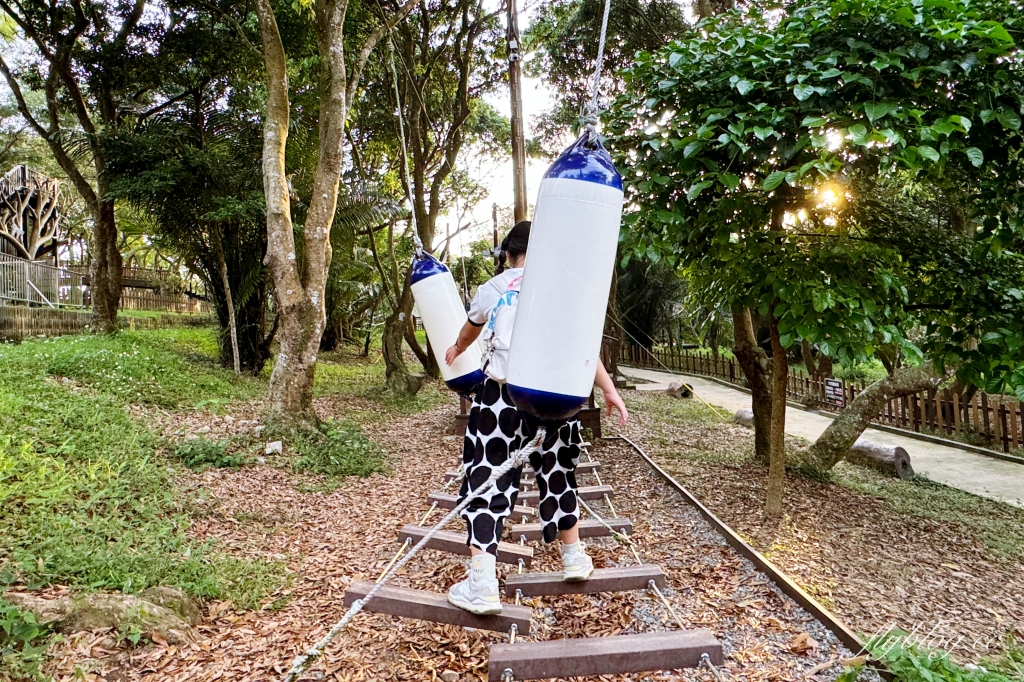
left=428, top=493, right=534, bottom=522
left=517, top=485, right=613, bottom=506
left=504, top=565, right=666, bottom=598
left=487, top=630, right=722, bottom=681
left=398, top=525, right=534, bottom=567
left=343, top=581, right=532, bottom=634
left=522, top=461, right=601, bottom=480
left=509, top=518, right=632, bottom=542
left=445, top=461, right=601, bottom=483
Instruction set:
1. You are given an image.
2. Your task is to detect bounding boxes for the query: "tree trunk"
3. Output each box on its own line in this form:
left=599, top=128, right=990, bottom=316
left=213, top=229, right=240, bottom=374
left=603, top=268, right=621, bottom=378
left=765, top=312, right=788, bottom=520
left=404, top=309, right=439, bottom=378
left=256, top=0, right=418, bottom=423
left=797, top=364, right=948, bottom=472
left=732, top=306, right=772, bottom=464
left=382, top=288, right=424, bottom=395
left=89, top=197, right=122, bottom=333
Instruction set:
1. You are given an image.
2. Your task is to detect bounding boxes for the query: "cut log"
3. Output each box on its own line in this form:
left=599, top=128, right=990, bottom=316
left=504, top=565, right=665, bottom=597
left=734, top=408, right=755, bottom=428
left=487, top=630, right=722, bottom=680
left=398, top=525, right=533, bottom=567
left=846, top=439, right=914, bottom=479
left=518, top=485, right=612, bottom=506
left=508, top=518, right=631, bottom=543
left=343, top=581, right=531, bottom=634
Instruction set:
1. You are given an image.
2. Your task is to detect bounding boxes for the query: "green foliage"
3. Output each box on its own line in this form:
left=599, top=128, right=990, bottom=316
left=0, top=329, right=280, bottom=608
left=606, top=0, right=1024, bottom=390
left=172, top=439, right=244, bottom=471
left=278, top=420, right=387, bottom=481
left=0, top=600, right=51, bottom=682
left=33, top=328, right=262, bottom=408
left=867, top=630, right=1020, bottom=682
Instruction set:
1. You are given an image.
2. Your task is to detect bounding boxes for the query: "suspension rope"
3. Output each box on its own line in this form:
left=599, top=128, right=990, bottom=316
left=607, top=314, right=729, bottom=420
left=585, top=0, right=613, bottom=125
left=386, top=37, right=424, bottom=258
left=283, top=428, right=548, bottom=682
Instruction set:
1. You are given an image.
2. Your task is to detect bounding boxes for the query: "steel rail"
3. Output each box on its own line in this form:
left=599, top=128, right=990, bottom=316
left=606, top=434, right=893, bottom=681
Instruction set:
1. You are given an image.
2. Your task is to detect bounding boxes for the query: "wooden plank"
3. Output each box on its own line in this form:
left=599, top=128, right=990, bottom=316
left=428, top=493, right=534, bottom=522
left=343, top=581, right=531, bottom=634
left=398, top=525, right=533, bottom=567
left=508, top=518, right=632, bottom=543
left=522, top=461, right=600, bottom=480
left=487, top=630, right=722, bottom=680
left=953, top=392, right=961, bottom=433
left=504, top=565, right=665, bottom=598
left=1011, top=403, right=1020, bottom=449
left=518, top=485, right=613, bottom=507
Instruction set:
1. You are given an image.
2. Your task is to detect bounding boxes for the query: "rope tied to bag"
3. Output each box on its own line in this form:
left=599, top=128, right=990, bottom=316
left=386, top=37, right=424, bottom=259
left=583, top=0, right=613, bottom=140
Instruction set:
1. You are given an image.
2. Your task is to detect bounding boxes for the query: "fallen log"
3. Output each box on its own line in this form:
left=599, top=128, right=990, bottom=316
left=847, top=439, right=914, bottom=480
left=732, top=409, right=914, bottom=479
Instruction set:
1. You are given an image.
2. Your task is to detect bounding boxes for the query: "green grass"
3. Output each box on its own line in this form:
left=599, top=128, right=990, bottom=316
left=0, top=599, right=50, bottom=682
left=831, top=463, right=1024, bottom=559
left=0, top=328, right=280, bottom=609
left=841, top=630, right=1024, bottom=682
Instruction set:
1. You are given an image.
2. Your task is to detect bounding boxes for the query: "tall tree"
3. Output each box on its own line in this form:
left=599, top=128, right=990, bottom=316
left=607, top=0, right=1023, bottom=515
left=0, top=0, right=168, bottom=331
left=348, top=0, right=506, bottom=395
left=254, top=0, right=418, bottom=422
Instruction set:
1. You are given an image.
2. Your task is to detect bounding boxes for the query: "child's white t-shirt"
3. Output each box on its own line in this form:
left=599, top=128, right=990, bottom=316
left=467, top=267, right=524, bottom=341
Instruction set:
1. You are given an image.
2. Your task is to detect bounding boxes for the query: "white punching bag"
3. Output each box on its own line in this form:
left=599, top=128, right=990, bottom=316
left=506, top=131, right=623, bottom=420
left=409, top=253, right=486, bottom=393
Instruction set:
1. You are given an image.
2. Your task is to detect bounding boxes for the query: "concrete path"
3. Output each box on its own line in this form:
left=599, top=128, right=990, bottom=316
left=622, top=366, right=1024, bottom=508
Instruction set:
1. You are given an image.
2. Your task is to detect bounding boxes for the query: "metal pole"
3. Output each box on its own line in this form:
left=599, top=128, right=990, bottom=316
left=506, top=0, right=528, bottom=223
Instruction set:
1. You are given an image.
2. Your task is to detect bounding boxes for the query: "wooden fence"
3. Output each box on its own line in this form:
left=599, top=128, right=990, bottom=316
left=621, top=344, right=1024, bottom=454
left=0, top=306, right=214, bottom=342
left=120, top=290, right=212, bottom=315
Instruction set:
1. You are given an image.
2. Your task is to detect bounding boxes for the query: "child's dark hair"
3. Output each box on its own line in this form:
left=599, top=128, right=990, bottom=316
left=497, top=221, right=531, bottom=273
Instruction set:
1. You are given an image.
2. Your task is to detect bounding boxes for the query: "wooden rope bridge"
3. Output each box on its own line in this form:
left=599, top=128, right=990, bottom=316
left=341, top=439, right=723, bottom=681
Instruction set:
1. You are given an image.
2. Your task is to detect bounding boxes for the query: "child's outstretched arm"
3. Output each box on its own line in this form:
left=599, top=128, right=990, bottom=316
left=594, top=363, right=629, bottom=427
left=445, top=320, right=483, bottom=365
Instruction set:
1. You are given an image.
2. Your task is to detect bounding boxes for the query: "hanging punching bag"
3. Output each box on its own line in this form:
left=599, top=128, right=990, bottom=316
left=506, top=131, right=623, bottom=420
left=410, top=254, right=486, bottom=393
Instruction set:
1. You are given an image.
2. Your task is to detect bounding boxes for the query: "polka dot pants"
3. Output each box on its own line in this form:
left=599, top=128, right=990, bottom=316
left=458, top=378, right=582, bottom=555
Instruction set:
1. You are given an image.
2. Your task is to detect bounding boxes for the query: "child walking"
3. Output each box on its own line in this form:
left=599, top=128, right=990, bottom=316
left=443, top=221, right=628, bottom=615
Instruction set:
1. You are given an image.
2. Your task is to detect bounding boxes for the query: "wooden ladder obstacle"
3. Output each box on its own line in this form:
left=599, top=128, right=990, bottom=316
left=428, top=492, right=535, bottom=522
left=444, top=460, right=601, bottom=483
left=398, top=524, right=534, bottom=567
left=516, top=484, right=613, bottom=507
left=509, top=517, right=631, bottom=542
left=338, top=447, right=721, bottom=681
left=504, top=565, right=666, bottom=597
left=488, top=630, right=723, bottom=681
left=344, top=581, right=532, bottom=634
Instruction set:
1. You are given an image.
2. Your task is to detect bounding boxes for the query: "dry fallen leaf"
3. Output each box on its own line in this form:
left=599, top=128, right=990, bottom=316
left=790, top=632, right=819, bottom=654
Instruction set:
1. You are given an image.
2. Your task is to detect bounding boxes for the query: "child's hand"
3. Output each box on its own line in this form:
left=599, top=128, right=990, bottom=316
left=604, top=389, right=629, bottom=427
left=444, top=344, right=461, bottom=365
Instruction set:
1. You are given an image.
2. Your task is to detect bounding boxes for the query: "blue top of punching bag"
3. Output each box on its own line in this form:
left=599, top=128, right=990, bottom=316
left=409, top=252, right=449, bottom=284
left=544, top=132, right=622, bottom=191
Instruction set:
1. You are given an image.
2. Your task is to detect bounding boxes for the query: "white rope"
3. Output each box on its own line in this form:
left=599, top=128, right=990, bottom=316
left=283, top=428, right=547, bottom=682
left=386, top=37, right=423, bottom=257
left=585, top=0, right=613, bottom=124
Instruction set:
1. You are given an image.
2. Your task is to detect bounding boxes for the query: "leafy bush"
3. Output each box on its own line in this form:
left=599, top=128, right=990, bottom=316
left=288, top=420, right=386, bottom=479
left=173, top=439, right=245, bottom=470
left=857, top=630, right=1021, bottom=682
left=0, top=599, right=51, bottom=682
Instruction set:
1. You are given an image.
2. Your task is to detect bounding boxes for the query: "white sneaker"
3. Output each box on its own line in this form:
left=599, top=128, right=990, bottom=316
left=447, top=553, right=502, bottom=615
left=562, top=541, right=594, bottom=582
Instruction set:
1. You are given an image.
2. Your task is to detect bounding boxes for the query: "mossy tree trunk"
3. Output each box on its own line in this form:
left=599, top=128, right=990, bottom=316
left=733, top=306, right=772, bottom=464
left=765, top=311, right=788, bottom=520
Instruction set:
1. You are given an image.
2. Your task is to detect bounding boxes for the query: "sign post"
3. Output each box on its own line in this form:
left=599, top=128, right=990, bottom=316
left=824, top=378, right=845, bottom=409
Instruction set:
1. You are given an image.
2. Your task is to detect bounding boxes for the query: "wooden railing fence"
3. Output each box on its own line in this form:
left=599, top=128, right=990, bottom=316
left=621, top=344, right=1024, bottom=454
